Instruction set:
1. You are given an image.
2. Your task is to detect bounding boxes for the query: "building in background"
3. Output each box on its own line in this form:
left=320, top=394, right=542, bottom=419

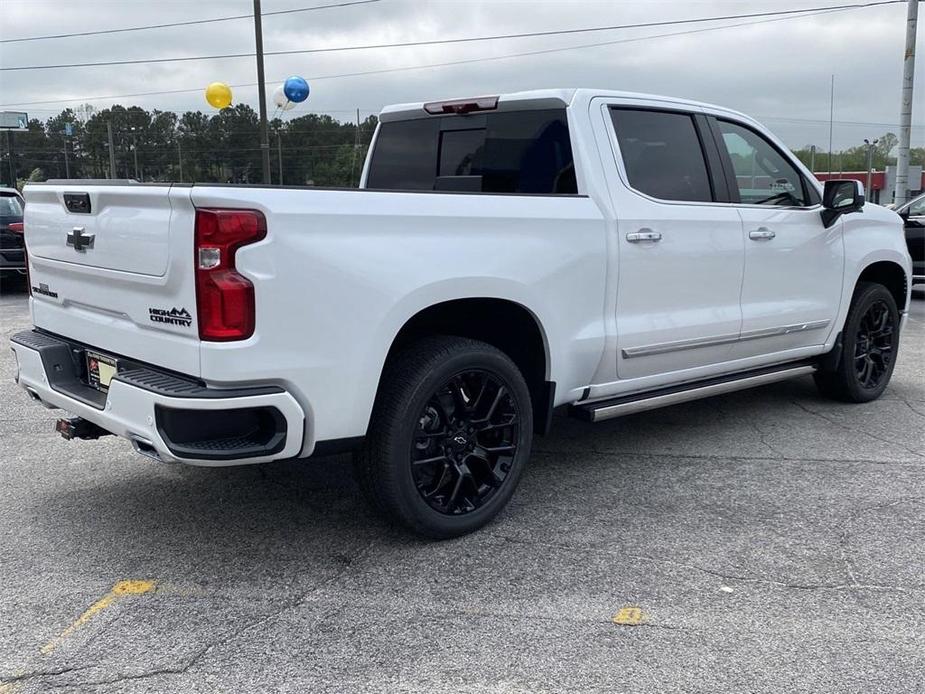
left=815, top=166, right=924, bottom=205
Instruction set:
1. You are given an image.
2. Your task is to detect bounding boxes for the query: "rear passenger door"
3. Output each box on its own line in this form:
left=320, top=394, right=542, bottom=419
left=601, top=104, right=745, bottom=380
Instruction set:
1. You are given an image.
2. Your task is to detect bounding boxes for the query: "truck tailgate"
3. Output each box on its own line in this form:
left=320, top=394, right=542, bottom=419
left=24, top=183, right=201, bottom=376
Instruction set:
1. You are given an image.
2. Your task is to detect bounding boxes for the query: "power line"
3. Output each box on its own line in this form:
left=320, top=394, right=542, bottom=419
left=0, top=1, right=904, bottom=72
left=0, top=0, right=382, bottom=44
left=0, top=4, right=900, bottom=110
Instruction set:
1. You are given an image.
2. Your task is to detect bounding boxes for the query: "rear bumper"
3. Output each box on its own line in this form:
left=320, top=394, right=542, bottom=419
left=10, top=329, right=305, bottom=466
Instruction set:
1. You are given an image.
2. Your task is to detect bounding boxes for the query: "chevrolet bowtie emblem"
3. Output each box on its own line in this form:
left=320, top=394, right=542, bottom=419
left=67, top=226, right=94, bottom=252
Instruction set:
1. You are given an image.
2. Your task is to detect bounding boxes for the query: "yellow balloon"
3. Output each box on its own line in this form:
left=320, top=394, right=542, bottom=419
left=205, top=82, right=233, bottom=109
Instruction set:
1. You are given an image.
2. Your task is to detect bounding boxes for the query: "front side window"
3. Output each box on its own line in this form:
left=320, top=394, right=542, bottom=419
left=366, top=109, right=576, bottom=194
left=609, top=108, right=713, bottom=203
left=717, top=120, right=807, bottom=206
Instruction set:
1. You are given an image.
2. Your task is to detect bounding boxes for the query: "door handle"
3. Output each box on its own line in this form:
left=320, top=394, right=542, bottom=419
left=626, top=229, right=662, bottom=243
left=749, top=228, right=776, bottom=240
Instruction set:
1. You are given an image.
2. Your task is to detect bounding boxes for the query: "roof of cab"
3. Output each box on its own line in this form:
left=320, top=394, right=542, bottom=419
left=378, top=88, right=752, bottom=123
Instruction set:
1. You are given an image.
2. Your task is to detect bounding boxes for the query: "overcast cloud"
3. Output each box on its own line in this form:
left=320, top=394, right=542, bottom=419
left=0, top=0, right=922, bottom=150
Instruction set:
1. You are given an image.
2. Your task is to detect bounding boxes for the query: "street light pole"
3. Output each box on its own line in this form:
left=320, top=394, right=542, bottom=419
left=894, top=0, right=918, bottom=207
left=253, top=0, right=272, bottom=184
left=177, top=140, right=183, bottom=182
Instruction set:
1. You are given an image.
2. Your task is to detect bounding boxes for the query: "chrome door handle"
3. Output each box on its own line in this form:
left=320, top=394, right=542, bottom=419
left=749, top=228, right=776, bottom=240
left=626, top=230, right=662, bottom=243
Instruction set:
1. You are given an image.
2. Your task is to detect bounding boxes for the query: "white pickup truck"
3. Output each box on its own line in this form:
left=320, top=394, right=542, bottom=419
left=11, top=89, right=912, bottom=538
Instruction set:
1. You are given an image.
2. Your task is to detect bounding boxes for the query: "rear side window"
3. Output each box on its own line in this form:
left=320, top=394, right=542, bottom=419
left=366, top=109, right=577, bottom=194
left=609, top=108, right=713, bottom=203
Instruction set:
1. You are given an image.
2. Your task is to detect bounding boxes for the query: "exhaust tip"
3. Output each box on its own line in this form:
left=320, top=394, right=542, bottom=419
left=130, top=435, right=166, bottom=463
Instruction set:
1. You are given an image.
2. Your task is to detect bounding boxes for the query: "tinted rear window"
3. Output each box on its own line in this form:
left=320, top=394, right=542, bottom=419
left=609, top=108, right=713, bottom=202
left=366, top=109, right=577, bottom=194
left=0, top=194, right=23, bottom=217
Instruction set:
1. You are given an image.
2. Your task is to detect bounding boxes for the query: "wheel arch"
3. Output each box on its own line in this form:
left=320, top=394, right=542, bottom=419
left=856, top=259, right=909, bottom=312
left=382, top=297, right=555, bottom=434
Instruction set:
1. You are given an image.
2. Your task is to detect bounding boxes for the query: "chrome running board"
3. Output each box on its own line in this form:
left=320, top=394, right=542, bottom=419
left=570, top=361, right=817, bottom=423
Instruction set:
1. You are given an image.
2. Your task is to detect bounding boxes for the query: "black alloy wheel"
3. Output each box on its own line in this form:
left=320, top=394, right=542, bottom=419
left=814, top=281, right=900, bottom=403
left=853, top=298, right=896, bottom=390
left=354, top=336, right=533, bottom=539
left=411, top=370, right=520, bottom=516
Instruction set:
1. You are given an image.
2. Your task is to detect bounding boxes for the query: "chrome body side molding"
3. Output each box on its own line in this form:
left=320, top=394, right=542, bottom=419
left=622, top=319, right=831, bottom=358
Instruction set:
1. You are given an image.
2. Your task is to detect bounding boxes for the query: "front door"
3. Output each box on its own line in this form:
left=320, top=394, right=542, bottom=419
left=603, top=105, right=746, bottom=380
left=711, top=117, right=844, bottom=360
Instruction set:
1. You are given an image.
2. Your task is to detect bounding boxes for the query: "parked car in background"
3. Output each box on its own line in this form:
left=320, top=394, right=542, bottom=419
left=9, top=89, right=913, bottom=538
left=0, top=187, right=26, bottom=281
left=894, top=193, right=925, bottom=284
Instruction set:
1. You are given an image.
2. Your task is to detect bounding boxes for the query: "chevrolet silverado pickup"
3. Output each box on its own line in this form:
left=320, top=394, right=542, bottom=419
left=10, top=89, right=913, bottom=538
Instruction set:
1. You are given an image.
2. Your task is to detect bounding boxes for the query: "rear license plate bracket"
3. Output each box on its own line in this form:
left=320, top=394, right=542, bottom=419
left=86, top=350, right=118, bottom=392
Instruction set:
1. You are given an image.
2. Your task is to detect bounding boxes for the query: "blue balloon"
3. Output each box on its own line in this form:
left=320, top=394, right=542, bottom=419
left=283, top=76, right=310, bottom=103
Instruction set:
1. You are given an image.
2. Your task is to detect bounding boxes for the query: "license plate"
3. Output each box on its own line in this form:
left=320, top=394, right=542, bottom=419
left=86, top=351, right=118, bottom=392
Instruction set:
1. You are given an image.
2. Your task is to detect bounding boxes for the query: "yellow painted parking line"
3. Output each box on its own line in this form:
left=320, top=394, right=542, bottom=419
left=612, top=606, right=644, bottom=626
left=0, top=681, right=21, bottom=693
left=40, top=580, right=156, bottom=655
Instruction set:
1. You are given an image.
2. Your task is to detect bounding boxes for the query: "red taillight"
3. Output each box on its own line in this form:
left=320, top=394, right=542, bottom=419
left=423, top=96, right=499, bottom=115
left=8, top=222, right=23, bottom=234
left=194, top=208, right=266, bottom=341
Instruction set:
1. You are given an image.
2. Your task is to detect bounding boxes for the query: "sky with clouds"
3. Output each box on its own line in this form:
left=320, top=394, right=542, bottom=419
left=0, top=0, right=922, bottom=150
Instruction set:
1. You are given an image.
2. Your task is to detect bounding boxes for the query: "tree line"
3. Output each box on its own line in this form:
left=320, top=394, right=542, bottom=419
left=1, top=103, right=378, bottom=188
left=2, top=104, right=922, bottom=189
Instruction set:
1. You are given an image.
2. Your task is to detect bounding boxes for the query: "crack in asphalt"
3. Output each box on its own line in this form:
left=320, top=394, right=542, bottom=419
left=790, top=401, right=925, bottom=460
left=837, top=497, right=925, bottom=590
left=487, top=534, right=920, bottom=594
left=1, top=543, right=378, bottom=691
left=0, top=666, right=92, bottom=686
left=532, top=448, right=918, bottom=468
left=50, top=539, right=378, bottom=690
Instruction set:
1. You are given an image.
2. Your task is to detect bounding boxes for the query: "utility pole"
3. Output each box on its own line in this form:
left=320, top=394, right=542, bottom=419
left=277, top=131, right=283, bottom=185
left=350, top=108, right=361, bottom=186
left=810, top=145, right=816, bottom=173
left=177, top=140, right=183, bottom=182
left=827, top=74, right=835, bottom=176
left=894, top=0, right=918, bottom=207
left=63, top=139, right=70, bottom=179
left=864, top=138, right=878, bottom=198
left=253, top=0, right=271, bottom=185
left=130, top=127, right=140, bottom=180
left=106, top=121, right=116, bottom=179
left=6, top=130, right=15, bottom=187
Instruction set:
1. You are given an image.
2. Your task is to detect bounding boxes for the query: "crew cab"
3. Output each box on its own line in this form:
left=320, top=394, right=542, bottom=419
left=10, top=89, right=912, bottom=538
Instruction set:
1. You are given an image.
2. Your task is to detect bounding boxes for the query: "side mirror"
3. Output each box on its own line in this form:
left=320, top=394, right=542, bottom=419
left=821, top=179, right=864, bottom=228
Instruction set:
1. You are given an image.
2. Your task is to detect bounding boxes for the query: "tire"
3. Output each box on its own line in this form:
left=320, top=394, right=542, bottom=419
left=354, top=336, right=533, bottom=539
left=814, top=282, right=900, bottom=403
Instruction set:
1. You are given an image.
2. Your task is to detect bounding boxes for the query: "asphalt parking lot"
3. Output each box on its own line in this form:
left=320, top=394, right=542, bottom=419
left=1, top=280, right=923, bottom=694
